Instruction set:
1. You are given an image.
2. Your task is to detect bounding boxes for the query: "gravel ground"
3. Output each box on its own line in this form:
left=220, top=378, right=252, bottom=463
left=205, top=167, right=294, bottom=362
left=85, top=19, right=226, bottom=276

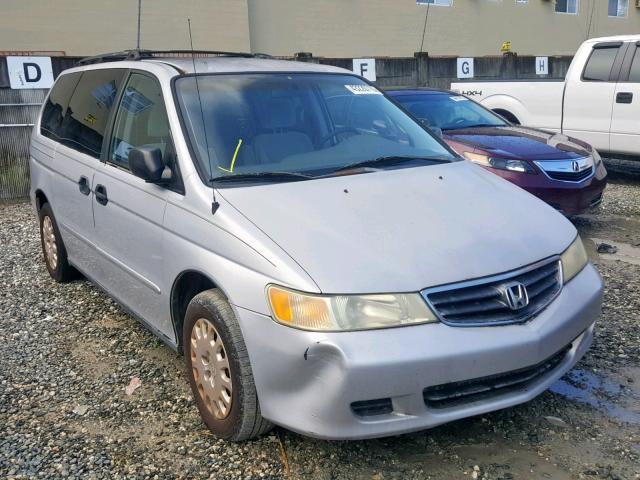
left=1, top=180, right=639, bottom=480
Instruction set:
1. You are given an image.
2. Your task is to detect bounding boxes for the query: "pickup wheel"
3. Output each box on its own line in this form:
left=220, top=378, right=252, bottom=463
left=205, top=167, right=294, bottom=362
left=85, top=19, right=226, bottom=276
left=493, top=109, right=520, bottom=125
left=183, top=289, right=273, bottom=441
left=38, top=203, right=77, bottom=282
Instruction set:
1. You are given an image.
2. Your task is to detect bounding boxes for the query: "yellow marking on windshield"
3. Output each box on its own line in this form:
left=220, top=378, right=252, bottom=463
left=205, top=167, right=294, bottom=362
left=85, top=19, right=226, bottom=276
left=217, top=138, right=243, bottom=173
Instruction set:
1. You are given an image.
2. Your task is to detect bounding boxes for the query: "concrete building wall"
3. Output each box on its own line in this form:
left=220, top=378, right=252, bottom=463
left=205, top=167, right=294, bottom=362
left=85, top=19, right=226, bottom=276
left=0, top=0, right=250, bottom=57
left=247, top=0, right=640, bottom=58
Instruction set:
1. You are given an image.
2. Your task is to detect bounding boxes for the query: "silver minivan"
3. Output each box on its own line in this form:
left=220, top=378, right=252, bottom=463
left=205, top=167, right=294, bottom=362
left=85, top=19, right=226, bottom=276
left=30, top=51, right=603, bottom=441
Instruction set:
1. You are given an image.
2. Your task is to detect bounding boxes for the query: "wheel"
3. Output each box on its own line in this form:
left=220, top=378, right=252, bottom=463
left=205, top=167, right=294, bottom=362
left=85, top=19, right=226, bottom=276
left=38, top=203, right=77, bottom=282
left=184, top=289, right=273, bottom=441
left=493, top=109, right=520, bottom=125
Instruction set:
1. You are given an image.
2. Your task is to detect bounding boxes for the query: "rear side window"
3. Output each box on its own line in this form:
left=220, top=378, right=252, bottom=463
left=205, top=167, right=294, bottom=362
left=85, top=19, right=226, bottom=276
left=40, top=72, right=82, bottom=142
left=60, top=69, right=126, bottom=158
left=582, top=46, right=619, bottom=82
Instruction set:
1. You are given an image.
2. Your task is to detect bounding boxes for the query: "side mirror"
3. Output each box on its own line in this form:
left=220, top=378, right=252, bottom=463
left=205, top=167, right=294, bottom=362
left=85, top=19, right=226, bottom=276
left=130, top=146, right=165, bottom=183
left=430, top=127, right=443, bottom=138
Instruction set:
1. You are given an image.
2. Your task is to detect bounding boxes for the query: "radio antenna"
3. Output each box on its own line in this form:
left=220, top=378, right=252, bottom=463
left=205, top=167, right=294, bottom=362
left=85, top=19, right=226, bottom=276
left=188, top=18, right=219, bottom=215
left=136, top=0, right=142, bottom=49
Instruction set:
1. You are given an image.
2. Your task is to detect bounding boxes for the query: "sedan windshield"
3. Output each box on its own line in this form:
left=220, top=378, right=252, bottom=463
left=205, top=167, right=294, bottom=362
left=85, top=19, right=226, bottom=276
left=174, top=73, right=456, bottom=184
left=394, top=93, right=507, bottom=131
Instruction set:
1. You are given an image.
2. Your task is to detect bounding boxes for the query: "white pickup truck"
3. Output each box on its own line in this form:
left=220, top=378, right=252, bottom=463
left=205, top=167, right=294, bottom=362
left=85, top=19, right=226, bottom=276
left=451, top=35, right=640, bottom=163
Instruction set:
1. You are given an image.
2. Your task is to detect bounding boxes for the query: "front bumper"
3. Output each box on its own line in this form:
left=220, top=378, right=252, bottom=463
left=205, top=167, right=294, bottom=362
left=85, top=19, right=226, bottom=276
left=490, top=167, right=607, bottom=216
left=236, top=264, right=603, bottom=440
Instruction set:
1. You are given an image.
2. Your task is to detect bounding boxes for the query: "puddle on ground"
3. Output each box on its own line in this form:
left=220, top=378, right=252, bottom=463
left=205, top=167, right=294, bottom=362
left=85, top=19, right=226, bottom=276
left=550, top=369, right=640, bottom=425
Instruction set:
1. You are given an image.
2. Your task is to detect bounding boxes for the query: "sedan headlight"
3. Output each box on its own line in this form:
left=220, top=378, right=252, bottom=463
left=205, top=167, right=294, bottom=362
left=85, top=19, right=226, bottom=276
left=464, top=152, right=534, bottom=173
left=561, top=235, right=588, bottom=283
left=592, top=149, right=603, bottom=168
left=267, top=285, right=438, bottom=331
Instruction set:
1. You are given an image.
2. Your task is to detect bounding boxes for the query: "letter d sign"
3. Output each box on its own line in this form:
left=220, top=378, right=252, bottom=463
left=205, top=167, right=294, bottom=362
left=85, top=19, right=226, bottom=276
left=457, top=58, right=474, bottom=79
left=7, top=56, right=54, bottom=89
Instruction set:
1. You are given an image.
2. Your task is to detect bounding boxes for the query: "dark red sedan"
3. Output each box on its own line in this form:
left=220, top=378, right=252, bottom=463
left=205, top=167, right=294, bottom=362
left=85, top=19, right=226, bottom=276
left=387, top=89, right=607, bottom=216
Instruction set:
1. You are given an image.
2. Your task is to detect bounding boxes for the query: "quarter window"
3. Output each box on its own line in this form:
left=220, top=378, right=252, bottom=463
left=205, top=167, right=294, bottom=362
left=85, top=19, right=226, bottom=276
left=608, top=0, right=628, bottom=17
left=555, top=0, right=578, bottom=14
left=582, top=46, right=619, bottom=82
left=109, top=73, right=171, bottom=171
left=40, top=72, right=82, bottom=142
left=61, top=69, right=126, bottom=158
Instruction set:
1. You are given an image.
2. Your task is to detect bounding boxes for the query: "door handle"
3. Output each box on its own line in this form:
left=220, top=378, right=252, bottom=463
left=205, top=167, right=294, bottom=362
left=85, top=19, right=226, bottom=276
left=95, top=184, right=108, bottom=206
left=78, top=176, right=90, bottom=196
left=616, top=92, right=633, bottom=104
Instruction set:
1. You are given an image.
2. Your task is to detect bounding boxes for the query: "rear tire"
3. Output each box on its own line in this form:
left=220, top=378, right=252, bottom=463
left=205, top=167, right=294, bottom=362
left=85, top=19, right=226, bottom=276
left=183, top=289, right=273, bottom=441
left=38, top=203, right=77, bottom=282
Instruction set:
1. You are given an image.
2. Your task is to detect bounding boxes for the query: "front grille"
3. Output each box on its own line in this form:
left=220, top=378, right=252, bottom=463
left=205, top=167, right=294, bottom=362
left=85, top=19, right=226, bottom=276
left=422, top=258, right=561, bottom=327
left=546, top=167, right=593, bottom=182
left=423, top=344, right=571, bottom=408
left=351, top=398, right=393, bottom=417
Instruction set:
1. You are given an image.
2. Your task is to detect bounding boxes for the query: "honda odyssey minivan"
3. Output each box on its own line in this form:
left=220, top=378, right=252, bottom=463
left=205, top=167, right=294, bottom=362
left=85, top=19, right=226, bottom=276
left=30, top=50, right=603, bottom=441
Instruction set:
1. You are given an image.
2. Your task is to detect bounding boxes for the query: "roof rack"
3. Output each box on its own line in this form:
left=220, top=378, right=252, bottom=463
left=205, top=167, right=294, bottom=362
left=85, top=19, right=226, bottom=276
left=77, top=49, right=272, bottom=66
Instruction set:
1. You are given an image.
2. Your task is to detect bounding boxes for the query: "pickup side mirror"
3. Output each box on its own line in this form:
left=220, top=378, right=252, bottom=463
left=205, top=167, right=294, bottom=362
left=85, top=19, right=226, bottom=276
left=129, top=146, right=165, bottom=183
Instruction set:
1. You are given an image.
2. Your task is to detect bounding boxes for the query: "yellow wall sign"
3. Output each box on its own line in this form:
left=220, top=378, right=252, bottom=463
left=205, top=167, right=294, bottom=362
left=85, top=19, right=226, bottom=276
left=500, top=41, right=512, bottom=53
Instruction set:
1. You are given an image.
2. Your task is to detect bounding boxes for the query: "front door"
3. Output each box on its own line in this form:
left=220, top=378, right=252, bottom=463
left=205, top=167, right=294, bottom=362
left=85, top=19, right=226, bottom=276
left=91, top=72, right=176, bottom=338
left=610, top=42, right=640, bottom=157
left=562, top=42, right=626, bottom=153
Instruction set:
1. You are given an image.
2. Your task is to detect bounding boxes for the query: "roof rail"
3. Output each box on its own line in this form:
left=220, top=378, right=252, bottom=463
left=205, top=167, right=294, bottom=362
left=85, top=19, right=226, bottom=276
left=77, top=49, right=272, bottom=66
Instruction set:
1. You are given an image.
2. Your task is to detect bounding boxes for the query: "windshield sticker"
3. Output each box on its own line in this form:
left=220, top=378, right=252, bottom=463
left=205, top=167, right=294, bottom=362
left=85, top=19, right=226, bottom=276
left=450, top=96, right=469, bottom=102
left=345, top=85, right=382, bottom=95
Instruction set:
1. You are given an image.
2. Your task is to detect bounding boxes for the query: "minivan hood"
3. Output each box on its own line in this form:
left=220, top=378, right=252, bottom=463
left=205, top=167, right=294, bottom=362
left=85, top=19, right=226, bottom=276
left=446, top=126, right=590, bottom=161
left=221, top=161, right=576, bottom=294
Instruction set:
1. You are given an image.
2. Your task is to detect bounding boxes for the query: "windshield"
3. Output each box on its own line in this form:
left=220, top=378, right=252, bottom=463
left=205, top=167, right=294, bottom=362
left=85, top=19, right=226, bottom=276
left=394, top=93, right=507, bottom=131
left=174, top=73, right=456, bottom=184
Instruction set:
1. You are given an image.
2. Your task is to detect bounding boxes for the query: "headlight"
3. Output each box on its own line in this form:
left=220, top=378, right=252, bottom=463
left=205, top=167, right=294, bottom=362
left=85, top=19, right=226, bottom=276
left=592, top=149, right=603, bottom=167
left=561, top=236, right=588, bottom=283
left=464, top=152, right=534, bottom=173
left=267, top=285, right=438, bottom=331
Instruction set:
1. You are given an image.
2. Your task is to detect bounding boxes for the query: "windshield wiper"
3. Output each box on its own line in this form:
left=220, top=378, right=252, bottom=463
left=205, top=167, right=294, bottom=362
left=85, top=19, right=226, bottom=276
left=210, top=171, right=314, bottom=184
left=330, top=155, right=451, bottom=174
left=442, top=123, right=504, bottom=131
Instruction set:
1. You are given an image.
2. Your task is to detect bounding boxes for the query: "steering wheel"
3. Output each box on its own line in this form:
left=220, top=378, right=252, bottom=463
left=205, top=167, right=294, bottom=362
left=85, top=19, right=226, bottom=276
left=319, top=127, right=360, bottom=147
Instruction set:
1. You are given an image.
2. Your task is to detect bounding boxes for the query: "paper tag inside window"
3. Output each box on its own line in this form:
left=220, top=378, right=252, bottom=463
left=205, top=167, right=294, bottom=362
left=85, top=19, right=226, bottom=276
left=345, top=85, right=382, bottom=95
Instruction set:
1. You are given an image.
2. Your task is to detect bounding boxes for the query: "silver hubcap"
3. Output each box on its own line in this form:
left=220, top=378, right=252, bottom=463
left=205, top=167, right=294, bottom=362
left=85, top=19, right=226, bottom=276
left=42, top=216, right=58, bottom=270
left=190, top=318, right=233, bottom=419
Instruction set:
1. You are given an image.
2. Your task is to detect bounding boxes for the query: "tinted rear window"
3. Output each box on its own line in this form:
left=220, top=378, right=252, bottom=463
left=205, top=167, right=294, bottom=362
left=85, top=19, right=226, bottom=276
left=40, top=72, right=82, bottom=142
left=582, top=47, right=619, bottom=82
left=59, top=69, right=126, bottom=158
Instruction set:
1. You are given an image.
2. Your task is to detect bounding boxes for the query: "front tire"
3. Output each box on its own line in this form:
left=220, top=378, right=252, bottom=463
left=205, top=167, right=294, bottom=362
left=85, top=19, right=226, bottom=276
left=38, top=203, right=76, bottom=282
left=184, top=289, right=273, bottom=441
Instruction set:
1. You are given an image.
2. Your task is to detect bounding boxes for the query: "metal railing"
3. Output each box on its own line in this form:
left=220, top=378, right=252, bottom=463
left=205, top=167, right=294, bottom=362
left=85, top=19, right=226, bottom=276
left=0, top=89, right=46, bottom=200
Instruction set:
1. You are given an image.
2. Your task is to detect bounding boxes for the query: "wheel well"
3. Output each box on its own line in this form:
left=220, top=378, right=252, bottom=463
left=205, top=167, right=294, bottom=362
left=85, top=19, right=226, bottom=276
left=492, top=109, right=520, bottom=125
left=35, top=190, right=49, bottom=210
left=170, top=271, right=217, bottom=351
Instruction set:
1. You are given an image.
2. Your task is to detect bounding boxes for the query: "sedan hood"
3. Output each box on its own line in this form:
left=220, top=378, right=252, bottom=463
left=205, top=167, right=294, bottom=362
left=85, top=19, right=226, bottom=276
left=446, top=126, right=591, bottom=160
left=221, top=161, right=576, bottom=294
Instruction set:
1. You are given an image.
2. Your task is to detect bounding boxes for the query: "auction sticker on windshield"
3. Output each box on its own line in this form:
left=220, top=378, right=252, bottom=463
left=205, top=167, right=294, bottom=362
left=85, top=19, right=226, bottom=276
left=345, top=85, right=382, bottom=95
